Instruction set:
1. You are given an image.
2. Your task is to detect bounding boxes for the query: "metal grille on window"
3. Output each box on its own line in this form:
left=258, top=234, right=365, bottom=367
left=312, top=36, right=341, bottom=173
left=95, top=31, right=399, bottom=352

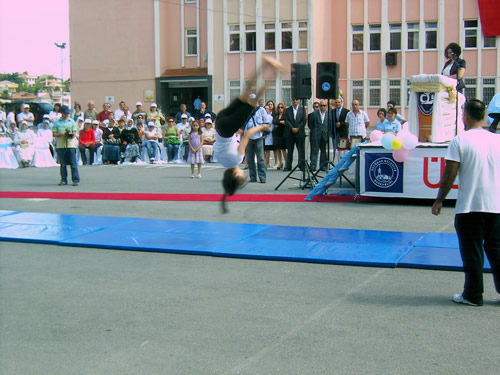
left=389, top=80, right=401, bottom=107
left=369, top=80, right=381, bottom=107
left=352, top=80, right=364, bottom=107
left=265, top=80, right=276, bottom=104
left=229, top=81, right=240, bottom=103
left=482, top=78, right=496, bottom=105
left=281, top=79, right=292, bottom=105
left=463, top=78, right=476, bottom=100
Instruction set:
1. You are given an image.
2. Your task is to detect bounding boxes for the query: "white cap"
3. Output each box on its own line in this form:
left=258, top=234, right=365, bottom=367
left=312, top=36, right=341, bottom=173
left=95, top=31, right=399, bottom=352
left=147, top=121, right=155, bottom=126
left=205, top=118, right=212, bottom=124
left=188, top=117, right=195, bottom=122
left=150, top=103, right=157, bottom=107
left=23, top=104, right=30, bottom=109
left=136, top=101, right=142, bottom=106
left=92, top=120, right=99, bottom=124
left=204, top=113, right=211, bottom=118
left=84, top=118, right=92, bottom=124
left=43, top=114, right=50, bottom=119
left=181, top=114, right=188, bottom=119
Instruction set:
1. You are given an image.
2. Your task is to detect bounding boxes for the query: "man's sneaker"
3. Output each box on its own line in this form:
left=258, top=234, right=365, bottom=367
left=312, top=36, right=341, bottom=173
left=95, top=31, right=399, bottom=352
left=452, top=293, right=483, bottom=306
left=149, top=157, right=154, bottom=164
left=58, top=181, right=67, bottom=186
left=72, top=182, right=79, bottom=186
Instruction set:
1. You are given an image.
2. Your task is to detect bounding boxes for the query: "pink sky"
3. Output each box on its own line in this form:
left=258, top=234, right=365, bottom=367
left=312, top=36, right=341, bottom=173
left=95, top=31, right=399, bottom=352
left=0, top=0, right=70, bottom=78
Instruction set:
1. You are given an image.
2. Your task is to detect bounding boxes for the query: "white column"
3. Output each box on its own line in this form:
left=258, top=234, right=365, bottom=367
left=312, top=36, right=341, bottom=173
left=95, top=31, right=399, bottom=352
left=196, top=0, right=200, bottom=67
left=154, top=0, right=160, bottom=77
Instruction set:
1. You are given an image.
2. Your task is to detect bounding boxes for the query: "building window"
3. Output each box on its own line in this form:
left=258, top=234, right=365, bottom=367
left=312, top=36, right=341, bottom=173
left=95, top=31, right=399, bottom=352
left=352, top=25, right=364, bottom=51
left=369, top=80, right=381, bottom=107
left=281, top=22, right=293, bottom=50
left=407, top=23, right=419, bottom=50
left=265, top=80, right=276, bottom=104
left=245, top=24, right=256, bottom=52
left=425, top=22, right=437, bottom=49
left=463, top=78, right=477, bottom=100
left=370, top=25, right=381, bottom=51
left=186, top=29, right=197, bottom=55
left=352, top=80, right=364, bottom=107
left=389, top=80, right=401, bottom=107
left=229, top=25, right=240, bottom=52
left=484, top=36, right=496, bottom=48
left=298, top=21, right=308, bottom=49
left=281, top=79, right=292, bottom=104
left=483, top=78, right=496, bottom=105
left=264, top=24, right=275, bottom=50
left=464, top=20, right=478, bottom=48
left=229, top=81, right=241, bottom=102
left=390, top=24, right=401, bottom=50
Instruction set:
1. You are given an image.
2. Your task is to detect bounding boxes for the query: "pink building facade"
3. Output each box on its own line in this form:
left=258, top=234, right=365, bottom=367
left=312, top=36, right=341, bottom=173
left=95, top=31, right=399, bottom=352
left=70, top=0, right=499, bottom=119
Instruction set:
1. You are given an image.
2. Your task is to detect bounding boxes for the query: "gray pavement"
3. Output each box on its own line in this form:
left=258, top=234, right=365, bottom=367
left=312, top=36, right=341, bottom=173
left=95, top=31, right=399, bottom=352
left=1, top=163, right=499, bottom=374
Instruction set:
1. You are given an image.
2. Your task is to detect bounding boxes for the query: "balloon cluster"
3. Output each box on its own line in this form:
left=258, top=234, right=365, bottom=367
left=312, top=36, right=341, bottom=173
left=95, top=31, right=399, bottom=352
left=369, top=129, right=419, bottom=162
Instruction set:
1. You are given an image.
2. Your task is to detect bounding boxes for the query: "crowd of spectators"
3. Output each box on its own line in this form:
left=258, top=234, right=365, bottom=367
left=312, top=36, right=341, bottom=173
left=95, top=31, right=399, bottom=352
left=0, top=96, right=424, bottom=172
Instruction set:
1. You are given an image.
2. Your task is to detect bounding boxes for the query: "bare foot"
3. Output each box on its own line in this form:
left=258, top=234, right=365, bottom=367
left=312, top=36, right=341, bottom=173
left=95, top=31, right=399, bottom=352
left=263, top=56, right=288, bottom=73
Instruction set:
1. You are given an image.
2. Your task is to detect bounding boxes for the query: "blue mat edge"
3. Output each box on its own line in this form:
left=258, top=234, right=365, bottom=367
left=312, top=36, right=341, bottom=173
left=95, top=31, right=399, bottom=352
left=0, top=211, right=473, bottom=272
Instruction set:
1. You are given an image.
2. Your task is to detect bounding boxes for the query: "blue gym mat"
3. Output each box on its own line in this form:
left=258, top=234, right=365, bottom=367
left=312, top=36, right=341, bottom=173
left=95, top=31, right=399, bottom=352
left=0, top=211, right=491, bottom=272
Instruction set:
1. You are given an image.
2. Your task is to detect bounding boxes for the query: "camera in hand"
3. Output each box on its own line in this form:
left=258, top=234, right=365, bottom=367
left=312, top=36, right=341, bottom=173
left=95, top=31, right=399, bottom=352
left=65, top=129, right=74, bottom=138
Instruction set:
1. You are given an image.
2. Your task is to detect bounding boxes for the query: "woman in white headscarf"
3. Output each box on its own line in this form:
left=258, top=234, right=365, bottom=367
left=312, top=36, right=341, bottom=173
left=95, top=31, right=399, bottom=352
left=14, top=121, right=36, bottom=167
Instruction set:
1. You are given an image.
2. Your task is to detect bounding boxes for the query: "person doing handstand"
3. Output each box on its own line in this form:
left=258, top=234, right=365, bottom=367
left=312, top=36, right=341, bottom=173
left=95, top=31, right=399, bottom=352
left=214, top=56, right=286, bottom=213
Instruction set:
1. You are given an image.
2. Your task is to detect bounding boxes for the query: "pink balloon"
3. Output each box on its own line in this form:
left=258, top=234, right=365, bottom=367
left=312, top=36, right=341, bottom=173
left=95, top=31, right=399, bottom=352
left=369, top=129, right=383, bottom=142
left=393, top=147, right=409, bottom=162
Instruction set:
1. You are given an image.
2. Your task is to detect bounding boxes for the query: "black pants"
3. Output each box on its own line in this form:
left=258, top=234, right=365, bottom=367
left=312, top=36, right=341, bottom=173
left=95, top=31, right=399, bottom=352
left=286, top=133, right=305, bottom=170
left=455, top=212, right=500, bottom=304
left=215, top=98, right=254, bottom=138
left=310, top=132, right=328, bottom=171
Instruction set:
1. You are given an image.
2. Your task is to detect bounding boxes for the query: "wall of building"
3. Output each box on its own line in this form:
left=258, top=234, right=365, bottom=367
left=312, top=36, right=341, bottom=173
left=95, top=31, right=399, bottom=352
left=69, top=0, right=156, bottom=111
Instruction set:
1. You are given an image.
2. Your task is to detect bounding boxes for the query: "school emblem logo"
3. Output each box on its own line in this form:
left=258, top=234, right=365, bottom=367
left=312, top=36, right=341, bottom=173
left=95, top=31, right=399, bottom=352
left=417, top=92, right=434, bottom=116
left=365, top=154, right=403, bottom=193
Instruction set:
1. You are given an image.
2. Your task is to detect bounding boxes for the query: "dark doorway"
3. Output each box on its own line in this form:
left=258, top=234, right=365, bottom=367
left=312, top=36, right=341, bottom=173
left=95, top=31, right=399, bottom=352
left=156, top=77, right=212, bottom=118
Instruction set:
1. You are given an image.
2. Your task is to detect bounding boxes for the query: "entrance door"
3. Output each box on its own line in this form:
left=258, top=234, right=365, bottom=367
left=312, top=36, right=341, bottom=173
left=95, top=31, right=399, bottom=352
left=168, top=87, right=207, bottom=117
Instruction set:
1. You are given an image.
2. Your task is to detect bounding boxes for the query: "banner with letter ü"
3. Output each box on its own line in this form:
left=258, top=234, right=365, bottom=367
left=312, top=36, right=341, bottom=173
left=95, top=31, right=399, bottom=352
left=359, top=144, right=458, bottom=199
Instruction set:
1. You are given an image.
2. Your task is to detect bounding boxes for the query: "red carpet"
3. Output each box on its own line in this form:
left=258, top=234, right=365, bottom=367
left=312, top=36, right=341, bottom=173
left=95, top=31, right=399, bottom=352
left=0, top=191, right=362, bottom=202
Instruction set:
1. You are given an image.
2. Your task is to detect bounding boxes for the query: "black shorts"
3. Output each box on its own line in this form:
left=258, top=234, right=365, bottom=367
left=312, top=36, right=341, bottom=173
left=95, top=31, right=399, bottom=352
left=215, top=98, right=254, bottom=138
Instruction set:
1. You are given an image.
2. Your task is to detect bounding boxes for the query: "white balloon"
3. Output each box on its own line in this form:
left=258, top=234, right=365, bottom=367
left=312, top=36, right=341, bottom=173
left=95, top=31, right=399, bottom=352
left=369, top=130, right=383, bottom=142
left=402, top=134, right=419, bottom=150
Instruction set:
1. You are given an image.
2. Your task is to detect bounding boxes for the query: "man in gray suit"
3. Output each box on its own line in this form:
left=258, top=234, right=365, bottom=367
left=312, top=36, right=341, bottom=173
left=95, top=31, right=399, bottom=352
left=309, top=100, right=329, bottom=171
left=284, top=98, right=306, bottom=171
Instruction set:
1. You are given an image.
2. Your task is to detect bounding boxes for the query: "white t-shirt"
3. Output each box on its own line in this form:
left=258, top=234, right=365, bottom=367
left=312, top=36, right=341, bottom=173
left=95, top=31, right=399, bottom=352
left=446, top=128, right=500, bottom=214
left=213, top=133, right=243, bottom=168
left=144, top=129, right=159, bottom=143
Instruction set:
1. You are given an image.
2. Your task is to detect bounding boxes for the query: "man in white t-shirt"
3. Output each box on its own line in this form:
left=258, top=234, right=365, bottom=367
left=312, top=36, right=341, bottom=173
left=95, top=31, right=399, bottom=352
left=16, top=104, right=35, bottom=128
left=432, top=99, right=500, bottom=307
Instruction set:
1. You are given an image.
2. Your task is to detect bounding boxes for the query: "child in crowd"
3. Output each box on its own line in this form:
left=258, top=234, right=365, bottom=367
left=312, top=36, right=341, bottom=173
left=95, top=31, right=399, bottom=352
left=187, top=120, right=204, bottom=178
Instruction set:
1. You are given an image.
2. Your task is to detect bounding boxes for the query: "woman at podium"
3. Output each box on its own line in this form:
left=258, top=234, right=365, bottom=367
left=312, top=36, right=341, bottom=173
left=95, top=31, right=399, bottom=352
left=441, top=42, right=466, bottom=94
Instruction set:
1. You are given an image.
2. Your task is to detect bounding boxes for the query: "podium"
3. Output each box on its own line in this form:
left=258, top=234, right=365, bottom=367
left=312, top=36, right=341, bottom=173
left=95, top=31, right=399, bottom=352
left=408, top=74, right=466, bottom=142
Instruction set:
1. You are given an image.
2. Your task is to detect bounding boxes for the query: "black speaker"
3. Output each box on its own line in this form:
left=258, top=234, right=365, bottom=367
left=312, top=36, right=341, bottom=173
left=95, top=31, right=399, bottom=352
left=386, top=52, right=397, bottom=66
left=316, top=62, right=339, bottom=99
left=291, top=63, right=312, bottom=100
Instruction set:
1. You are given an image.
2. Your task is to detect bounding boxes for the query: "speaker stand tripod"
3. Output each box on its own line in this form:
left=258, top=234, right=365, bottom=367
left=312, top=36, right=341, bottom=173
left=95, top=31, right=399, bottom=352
left=275, top=99, right=319, bottom=191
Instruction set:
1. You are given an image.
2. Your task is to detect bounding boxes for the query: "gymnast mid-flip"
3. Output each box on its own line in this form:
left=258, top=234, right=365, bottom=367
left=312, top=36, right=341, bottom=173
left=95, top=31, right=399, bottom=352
left=214, top=56, right=287, bottom=213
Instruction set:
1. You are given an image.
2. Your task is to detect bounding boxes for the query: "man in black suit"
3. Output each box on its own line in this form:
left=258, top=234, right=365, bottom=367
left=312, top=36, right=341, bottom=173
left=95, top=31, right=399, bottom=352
left=309, top=100, right=329, bottom=171
left=331, top=97, right=350, bottom=163
left=284, top=98, right=306, bottom=171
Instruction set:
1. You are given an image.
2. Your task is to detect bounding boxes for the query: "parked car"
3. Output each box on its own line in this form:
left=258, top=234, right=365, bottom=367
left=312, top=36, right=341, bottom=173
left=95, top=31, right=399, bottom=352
left=8, top=101, right=54, bottom=126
